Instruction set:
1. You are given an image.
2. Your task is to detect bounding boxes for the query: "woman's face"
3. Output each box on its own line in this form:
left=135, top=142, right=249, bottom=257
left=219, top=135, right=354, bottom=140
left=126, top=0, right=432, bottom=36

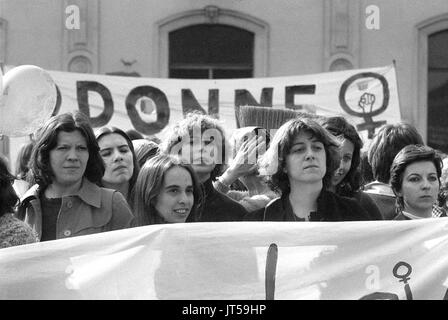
left=176, top=133, right=217, bottom=181
left=397, top=160, right=440, bottom=217
left=49, top=130, right=89, bottom=186
left=285, top=131, right=326, bottom=185
left=98, top=133, right=134, bottom=186
left=332, top=138, right=354, bottom=186
left=155, top=166, right=194, bottom=223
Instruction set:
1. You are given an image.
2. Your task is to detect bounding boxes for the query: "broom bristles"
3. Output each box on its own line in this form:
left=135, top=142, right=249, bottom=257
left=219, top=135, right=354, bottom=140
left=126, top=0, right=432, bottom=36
left=235, top=105, right=313, bottom=130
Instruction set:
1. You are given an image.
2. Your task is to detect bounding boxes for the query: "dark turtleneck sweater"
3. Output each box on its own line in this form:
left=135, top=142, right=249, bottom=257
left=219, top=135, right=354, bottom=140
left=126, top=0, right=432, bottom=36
left=198, top=178, right=248, bottom=222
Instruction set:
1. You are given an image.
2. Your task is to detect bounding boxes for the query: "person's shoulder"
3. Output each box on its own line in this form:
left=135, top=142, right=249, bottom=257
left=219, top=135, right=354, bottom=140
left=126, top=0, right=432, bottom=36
left=354, top=191, right=384, bottom=220
left=20, top=184, right=40, bottom=202
left=13, top=179, right=30, bottom=199
left=325, top=191, right=371, bottom=221
left=0, top=214, right=38, bottom=248
left=331, top=192, right=361, bottom=208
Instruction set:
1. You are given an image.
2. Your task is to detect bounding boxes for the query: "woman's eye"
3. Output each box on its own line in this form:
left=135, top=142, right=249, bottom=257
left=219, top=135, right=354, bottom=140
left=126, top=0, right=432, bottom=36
left=428, top=176, right=438, bottom=182
left=100, top=151, right=111, bottom=157
left=409, top=177, right=420, bottom=182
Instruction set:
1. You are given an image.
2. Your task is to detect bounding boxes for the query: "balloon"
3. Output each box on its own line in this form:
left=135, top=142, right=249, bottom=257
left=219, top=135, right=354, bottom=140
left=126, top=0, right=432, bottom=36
left=0, top=65, right=57, bottom=137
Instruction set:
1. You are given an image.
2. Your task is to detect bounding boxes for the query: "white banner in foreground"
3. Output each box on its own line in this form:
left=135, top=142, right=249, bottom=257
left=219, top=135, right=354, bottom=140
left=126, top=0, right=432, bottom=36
left=48, top=64, right=401, bottom=140
left=1, top=219, right=447, bottom=300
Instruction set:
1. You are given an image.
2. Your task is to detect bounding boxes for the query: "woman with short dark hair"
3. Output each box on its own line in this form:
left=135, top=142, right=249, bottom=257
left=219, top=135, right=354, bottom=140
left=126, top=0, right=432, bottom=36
left=364, top=122, right=424, bottom=219
left=17, top=112, right=134, bottom=241
left=390, top=144, right=445, bottom=219
left=246, top=117, right=371, bottom=221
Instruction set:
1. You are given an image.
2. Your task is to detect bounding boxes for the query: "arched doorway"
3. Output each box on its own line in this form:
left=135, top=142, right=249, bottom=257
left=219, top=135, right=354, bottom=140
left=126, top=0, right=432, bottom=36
left=155, top=6, right=269, bottom=78
left=169, top=24, right=254, bottom=79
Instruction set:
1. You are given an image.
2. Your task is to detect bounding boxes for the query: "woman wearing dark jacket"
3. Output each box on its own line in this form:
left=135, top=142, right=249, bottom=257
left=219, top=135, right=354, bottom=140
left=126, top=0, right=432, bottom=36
left=162, top=113, right=248, bottom=221
left=320, top=116, right=382, bottom=220
left=245, top=117, right=371, bottom=222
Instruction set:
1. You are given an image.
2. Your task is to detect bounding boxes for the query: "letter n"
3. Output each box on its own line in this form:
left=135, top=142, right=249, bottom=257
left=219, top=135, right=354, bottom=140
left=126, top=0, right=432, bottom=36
left=181, top=89, right=219, bottom=118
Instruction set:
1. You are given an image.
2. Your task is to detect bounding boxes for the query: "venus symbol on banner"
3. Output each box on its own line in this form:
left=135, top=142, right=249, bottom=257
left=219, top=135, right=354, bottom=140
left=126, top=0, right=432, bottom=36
left=0, top=65, right=57, bottom=137
left=338, top=72, right=389, bottom=138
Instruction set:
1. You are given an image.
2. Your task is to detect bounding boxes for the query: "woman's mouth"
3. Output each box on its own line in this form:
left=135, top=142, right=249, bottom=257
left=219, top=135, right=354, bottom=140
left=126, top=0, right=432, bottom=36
left=173, top=208, right=189, bottom=215
left=113, top=165, right=128, bottom=172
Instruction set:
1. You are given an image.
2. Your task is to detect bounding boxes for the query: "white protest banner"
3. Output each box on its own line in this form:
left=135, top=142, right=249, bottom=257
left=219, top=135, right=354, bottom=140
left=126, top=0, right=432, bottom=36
left=46, top=64, right=401, bottom=140
left=1, top=219, right=447, bottom=300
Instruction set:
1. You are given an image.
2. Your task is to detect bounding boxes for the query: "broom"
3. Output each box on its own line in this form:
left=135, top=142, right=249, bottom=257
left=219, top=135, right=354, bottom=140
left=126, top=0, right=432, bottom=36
left=235, top=105, right=319, bottom=130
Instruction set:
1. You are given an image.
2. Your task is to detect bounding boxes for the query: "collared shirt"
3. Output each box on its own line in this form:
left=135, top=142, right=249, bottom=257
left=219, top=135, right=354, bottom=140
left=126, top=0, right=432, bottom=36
left=395, top=205, right=447, bottom=220
left=17, top=178, right=134, bottom=240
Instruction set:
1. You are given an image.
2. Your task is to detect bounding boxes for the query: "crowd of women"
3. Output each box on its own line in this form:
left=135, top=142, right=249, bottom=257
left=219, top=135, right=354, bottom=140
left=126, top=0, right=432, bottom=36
left=0, top=107, right=447, bottom=248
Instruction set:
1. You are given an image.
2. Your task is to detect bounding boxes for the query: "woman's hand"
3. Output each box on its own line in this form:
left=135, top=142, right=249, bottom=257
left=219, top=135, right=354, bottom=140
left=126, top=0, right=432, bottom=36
left=219, top=135, right=266, bottom=186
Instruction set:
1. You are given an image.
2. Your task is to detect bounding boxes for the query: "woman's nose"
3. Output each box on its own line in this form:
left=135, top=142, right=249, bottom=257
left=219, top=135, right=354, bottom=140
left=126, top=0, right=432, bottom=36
left=305, top=147, right=315, bottom=160
left=421, top=179, right=431, bottom=189
left=67, top=148, right=79, bottom=160
left=178, top=192, right=188, bottom=204
left=112, top=149, right=123, bottom=161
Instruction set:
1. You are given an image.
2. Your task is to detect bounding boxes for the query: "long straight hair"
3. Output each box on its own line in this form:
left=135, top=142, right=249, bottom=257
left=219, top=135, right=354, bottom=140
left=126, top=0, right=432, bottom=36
left=95, top=126, right=140, bottom=200
left=132, top=154, right=203, bottom=225
left=320, top=116, right=363, bottom=197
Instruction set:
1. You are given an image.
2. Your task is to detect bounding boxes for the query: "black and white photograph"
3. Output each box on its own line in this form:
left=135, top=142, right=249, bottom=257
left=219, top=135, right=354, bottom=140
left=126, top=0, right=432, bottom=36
left=0, top=0, right=448, bottom=305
